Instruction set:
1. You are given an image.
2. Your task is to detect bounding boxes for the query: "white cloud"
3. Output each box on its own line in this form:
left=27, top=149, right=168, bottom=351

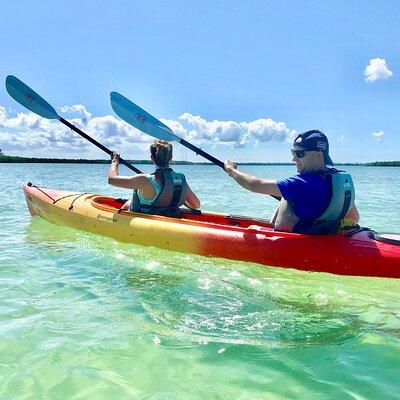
left=176, top=113, right=295, bottom=148
left=0, top=105, right=151, bottom=157
left=0, top=108, right=43, bottom=130
left=0, top=106, right=6, bottom=124
left=337, top=134, right=345, bottom=142
left=159, top=119, right=187, bottom=138
left=372, top=130, right=384, bottom=141
left=60, top=104, right=92, bottom=123
left=0, top=105, right=297, bottom=157
left=364, top=58, right=393, bottom=82
left=242, top=118, right=292, bottom=143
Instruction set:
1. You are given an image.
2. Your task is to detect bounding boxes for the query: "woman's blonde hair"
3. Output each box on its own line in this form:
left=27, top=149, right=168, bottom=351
left=150, top=140, right=173, bottom=168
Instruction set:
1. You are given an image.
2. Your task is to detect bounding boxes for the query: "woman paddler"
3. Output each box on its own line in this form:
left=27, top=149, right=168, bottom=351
left=108, top=139, right=200, bottom=216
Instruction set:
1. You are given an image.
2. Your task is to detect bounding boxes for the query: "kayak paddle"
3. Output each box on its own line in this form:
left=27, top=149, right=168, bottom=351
left=5, top=75, right=142, bottom=174
left=110, top=92, right=281, bottom=200
left=110, top=92, right=225, bottom=168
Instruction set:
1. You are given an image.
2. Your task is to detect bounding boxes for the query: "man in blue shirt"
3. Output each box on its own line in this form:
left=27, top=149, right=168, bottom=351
left=224, top=130, right=359, bottom=233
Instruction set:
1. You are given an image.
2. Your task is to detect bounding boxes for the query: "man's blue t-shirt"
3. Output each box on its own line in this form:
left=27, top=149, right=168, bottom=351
left=277, top=173, right=330, bottom=220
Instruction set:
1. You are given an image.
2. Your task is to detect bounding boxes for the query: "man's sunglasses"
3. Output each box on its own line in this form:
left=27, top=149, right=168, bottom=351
left=291, top=149, right=308, bottom=158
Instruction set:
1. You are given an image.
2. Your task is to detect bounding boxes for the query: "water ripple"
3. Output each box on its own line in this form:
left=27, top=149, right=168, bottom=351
left=1, top=164, right=400, bottom=399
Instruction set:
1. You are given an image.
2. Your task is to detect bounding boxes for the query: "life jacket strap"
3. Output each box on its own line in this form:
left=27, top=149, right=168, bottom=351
left=130, top=189, right=141, bottom=212
left=338, top=187, right=353, bottom=220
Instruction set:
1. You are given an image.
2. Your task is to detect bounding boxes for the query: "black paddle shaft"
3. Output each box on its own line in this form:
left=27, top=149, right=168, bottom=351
left=180, top=138, right=224, bottom=169
left=59, top=117, right=142, bottom=174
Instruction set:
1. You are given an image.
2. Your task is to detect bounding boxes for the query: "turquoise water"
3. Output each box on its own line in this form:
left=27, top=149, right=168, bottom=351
left=1, top=163, right=399, bottom=399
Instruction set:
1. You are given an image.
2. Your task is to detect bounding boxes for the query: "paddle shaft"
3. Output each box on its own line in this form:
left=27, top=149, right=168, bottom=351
left=60, top=118, right=142, bottom=174
left=179, top=138, right=224, bottom=168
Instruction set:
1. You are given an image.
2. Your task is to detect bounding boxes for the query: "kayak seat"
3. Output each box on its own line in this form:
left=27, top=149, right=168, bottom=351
left=115, top=198, right=128, bottom=204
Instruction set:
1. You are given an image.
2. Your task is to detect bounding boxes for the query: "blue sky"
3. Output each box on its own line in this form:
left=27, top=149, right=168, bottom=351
left=1, top=0, right=399, bottom=163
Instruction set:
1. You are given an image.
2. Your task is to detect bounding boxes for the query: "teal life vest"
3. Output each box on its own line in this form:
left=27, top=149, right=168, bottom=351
left=130, top=168, right=188, bottom=217
left=294, top=169, right=355, bottom=234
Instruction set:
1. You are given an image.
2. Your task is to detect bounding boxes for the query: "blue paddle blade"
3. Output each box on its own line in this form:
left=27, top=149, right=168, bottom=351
left=5, top=75, right=59, bottom=120
left=110, top=92, right=180, bottom=142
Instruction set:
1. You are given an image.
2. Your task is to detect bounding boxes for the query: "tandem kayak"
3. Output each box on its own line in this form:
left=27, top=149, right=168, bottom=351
left=23, top=183, right=400, bottom=278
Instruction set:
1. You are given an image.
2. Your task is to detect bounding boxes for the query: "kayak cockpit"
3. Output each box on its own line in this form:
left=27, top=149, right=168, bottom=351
left=90, top=195, right=274, bottom=230
left=91, top=196, right=128, bottom=210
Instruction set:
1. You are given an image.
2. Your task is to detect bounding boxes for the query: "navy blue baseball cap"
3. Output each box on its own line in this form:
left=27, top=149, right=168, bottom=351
left=293, top=130, right=333, bottom=165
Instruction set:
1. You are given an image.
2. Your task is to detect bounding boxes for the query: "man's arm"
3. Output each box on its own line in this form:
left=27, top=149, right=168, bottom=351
left=224, top=160, right=282, bottom=198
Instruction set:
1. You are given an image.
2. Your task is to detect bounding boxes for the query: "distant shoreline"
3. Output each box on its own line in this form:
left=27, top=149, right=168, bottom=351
left=0, top=155, right=399, bottom=167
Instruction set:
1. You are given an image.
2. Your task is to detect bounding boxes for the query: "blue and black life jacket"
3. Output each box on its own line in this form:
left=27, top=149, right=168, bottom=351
left=294, top=168, right=355, bottom=234
left=130, top=168, right=188, bottom=217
